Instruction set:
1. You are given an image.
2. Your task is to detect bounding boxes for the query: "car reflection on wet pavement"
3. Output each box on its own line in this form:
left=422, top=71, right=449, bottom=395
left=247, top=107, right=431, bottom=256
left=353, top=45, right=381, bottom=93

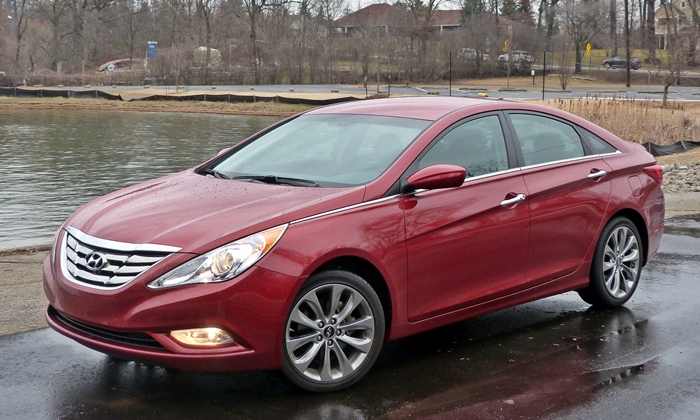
left=2, top=214, right=700, bottom=420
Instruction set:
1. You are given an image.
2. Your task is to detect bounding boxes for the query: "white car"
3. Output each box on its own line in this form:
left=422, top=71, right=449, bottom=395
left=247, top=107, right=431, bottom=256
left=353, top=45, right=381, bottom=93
left=498, top=50, right=533, bottom=71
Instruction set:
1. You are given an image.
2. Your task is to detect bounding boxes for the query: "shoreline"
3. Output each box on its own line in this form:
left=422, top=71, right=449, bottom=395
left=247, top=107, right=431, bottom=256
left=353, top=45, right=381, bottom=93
left=0, top=97, right=317, bottom=117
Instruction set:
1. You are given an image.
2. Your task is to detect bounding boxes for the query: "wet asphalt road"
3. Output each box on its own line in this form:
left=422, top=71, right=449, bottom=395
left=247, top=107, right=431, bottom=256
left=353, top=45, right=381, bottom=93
left=2, top=214, right=700, bottom=420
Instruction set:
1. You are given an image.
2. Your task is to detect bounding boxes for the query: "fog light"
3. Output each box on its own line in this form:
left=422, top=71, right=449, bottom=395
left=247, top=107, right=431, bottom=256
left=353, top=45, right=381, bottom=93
left=170, top=328, right=234, bottom=346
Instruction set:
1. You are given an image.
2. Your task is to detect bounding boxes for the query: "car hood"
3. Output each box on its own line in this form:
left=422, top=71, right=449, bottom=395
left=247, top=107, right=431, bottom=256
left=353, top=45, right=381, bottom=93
left=65, top=170, right=365, bottom=253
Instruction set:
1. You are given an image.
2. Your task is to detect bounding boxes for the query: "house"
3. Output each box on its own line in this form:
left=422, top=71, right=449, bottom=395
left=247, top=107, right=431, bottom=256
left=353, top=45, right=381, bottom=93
left=655, top=0, right=693, bottom=50
left=334, top=3, right=462, bottom=35
left=334, top=4, right=406, bottom=35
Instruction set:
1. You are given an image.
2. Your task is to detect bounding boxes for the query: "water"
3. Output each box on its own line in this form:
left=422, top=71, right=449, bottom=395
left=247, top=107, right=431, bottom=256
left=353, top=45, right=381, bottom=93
left=0, top=109, right=280, bottom=251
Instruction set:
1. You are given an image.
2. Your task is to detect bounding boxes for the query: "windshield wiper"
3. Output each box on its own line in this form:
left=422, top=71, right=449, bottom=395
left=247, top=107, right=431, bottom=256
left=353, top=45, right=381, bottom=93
left=229, top=174, right=319, bottom=187
left=201, top=168, right=230, bottom=179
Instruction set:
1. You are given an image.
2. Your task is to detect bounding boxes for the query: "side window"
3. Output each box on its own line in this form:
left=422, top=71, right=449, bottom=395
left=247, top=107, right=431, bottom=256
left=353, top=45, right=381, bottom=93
left=419, top=115, right=509, bottom=177
left=509, top=114, right=585, bottom=166
left=581, top=128, right=618, bottom=154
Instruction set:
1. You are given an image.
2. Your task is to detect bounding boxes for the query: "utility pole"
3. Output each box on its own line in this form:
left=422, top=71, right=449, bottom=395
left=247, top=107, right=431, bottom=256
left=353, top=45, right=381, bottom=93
left=624, top=0, right=631, bottom=87
left=505, top=24, right=513, bottom=89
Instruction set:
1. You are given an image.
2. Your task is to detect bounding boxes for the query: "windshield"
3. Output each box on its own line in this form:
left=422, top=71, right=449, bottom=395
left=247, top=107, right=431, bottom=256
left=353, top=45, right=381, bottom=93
left=211, top=114, right=430, bottom=187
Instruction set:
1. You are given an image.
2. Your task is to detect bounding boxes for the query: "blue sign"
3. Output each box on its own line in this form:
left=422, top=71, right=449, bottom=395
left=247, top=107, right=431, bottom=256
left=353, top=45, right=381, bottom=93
left=147, top=42, right=157, bottom=59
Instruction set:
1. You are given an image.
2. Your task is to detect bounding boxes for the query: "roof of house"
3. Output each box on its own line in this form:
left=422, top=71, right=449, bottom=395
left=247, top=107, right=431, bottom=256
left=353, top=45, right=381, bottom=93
left=335, top=3, right=403, bottom=27
left=335, top=4, right=464, bottom=28
left=429, top=10, right=462, bottom=26
left=655, top=0, right=688, bottom=19
left=334, top=4, right=530, bottom=31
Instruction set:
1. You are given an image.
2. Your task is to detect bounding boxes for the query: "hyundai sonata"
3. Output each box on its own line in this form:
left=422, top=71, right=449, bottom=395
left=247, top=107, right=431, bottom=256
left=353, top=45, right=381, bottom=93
left=43, top=97, right=664, bottom=392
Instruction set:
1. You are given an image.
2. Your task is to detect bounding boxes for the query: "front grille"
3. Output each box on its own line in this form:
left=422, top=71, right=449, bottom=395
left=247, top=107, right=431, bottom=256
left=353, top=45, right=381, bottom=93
left=61, top=226, right=180, bottom=289
left=51, top=307, right=166, bottom=350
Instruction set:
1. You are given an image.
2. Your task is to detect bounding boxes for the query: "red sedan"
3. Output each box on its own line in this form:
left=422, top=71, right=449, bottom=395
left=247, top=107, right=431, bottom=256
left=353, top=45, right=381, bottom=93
left=43, top=97, right=664, bottom=392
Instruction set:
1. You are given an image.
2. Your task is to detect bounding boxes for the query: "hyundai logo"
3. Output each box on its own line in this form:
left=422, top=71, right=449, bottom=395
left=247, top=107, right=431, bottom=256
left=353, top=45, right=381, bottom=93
left=85, top=252, right=109, bottom=272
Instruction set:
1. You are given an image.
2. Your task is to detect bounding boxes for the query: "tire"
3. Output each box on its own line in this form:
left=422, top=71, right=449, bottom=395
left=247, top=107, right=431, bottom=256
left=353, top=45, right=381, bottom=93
left=604, top=62, right=611, bottom=69
left=578, top=217, right=643, bottom=308
left=281, top=270, right=385, bottom=392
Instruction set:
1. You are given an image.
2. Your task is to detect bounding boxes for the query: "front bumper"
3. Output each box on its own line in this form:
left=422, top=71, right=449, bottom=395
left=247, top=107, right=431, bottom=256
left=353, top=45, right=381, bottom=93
left=42, top=253, right=304, bottom=372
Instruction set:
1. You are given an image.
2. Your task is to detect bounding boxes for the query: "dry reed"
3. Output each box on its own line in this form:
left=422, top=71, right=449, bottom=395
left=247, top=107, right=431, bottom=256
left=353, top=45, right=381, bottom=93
left=540, top=97, right=700, bottom=146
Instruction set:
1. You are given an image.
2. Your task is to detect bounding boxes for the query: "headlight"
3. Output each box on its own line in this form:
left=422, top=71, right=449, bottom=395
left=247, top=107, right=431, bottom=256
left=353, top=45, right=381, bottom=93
left=148, top=224, right=287, bottom=289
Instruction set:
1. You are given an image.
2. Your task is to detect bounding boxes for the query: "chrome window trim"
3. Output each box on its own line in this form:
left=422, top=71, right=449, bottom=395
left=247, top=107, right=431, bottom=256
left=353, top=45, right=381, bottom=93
left=463, top=167, right=522, bottom=183
left=598, top=150, right=622, bottom=157
left=60, top=227, right=180, bottom=291
left=518, top=150, right=621, bottom=171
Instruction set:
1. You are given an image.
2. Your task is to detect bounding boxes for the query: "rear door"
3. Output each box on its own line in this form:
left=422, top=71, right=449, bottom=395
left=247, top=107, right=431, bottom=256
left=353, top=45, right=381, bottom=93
left=505, top=112, right=612, bottom=286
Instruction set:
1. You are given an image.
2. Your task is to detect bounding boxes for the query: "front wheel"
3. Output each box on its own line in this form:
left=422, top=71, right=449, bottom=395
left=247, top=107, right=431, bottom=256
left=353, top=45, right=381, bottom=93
left=578, top=217, right=643, bottom=307
left=281, top=270, right=385, bottom=392
left=604, top=62, right=611, bottom=69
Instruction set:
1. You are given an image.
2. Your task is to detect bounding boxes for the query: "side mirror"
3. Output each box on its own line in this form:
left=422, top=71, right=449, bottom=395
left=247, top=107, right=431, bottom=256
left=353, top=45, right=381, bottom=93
left=404, top=164, right=466, bottom=192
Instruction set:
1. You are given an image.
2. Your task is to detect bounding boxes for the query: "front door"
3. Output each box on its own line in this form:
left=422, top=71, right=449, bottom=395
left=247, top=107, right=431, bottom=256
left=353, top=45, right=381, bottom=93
left=404, top=114, right=530, bottom=322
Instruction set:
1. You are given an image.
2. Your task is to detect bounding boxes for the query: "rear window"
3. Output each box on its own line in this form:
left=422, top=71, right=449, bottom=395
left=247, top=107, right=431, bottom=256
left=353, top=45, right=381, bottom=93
left=509, top=114, right=585, bottom=166
left=581, top=128, right=618, bottom=155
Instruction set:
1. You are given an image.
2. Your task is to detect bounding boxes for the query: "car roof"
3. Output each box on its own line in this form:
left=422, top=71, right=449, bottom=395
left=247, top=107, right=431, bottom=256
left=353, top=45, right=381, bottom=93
left=304, top=96, right=635, bottom=151
left=306, top=96, right=491, bottom=121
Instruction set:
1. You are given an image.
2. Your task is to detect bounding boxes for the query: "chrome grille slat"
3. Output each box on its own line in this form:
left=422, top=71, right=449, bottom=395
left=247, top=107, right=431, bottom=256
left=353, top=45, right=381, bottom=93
left=61, top=227, right=181, bottom=290
left=113, top=265, right=150, bottom=275
left=125, top=255, right=165, bottom=264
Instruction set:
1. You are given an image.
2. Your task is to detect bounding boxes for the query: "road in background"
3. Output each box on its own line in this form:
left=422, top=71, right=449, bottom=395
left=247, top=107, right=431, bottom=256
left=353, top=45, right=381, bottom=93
left=44, top=83, right=700, bottom=101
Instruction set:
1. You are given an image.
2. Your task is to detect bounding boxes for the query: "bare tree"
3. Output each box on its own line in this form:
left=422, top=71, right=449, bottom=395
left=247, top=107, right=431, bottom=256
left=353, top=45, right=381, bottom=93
left=557, top=38, right=573, bottom=89
left=460, top=9, right=497, bottom=76
left=235, top=0, right=290, bottom=84
left=646, top=0, right=656, bottom=63
left=36, top=0, right=76, bottom=71
left=196, top=0, right=218, bottom=84
left=544, top=0, right=560, bottom=41
left=317, top=0, right=346, bottom=83
left=8, top=0, right=31, bottom=75
left=560, top=0, right=605, bottom=72
left=609, top=0, right=617, bottom=55
left=403, top=0, right=445, bottom=80
left=657, top=0, right=687, bottom=105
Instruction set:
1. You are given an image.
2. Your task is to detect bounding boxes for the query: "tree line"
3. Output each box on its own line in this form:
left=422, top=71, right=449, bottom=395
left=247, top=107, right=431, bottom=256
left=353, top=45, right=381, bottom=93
left=0, top=0, right=696, bottom=86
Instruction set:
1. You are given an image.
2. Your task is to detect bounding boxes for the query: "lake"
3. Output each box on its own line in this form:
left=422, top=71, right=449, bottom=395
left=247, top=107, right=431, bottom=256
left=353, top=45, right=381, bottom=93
left=0, top=109, right=280, bottom=251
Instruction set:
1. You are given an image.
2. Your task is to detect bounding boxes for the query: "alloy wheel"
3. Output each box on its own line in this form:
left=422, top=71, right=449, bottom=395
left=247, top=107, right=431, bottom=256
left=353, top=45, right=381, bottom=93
left=285, top=283, right=376, bottom=383
left=602, top=226, right=640, bottom=299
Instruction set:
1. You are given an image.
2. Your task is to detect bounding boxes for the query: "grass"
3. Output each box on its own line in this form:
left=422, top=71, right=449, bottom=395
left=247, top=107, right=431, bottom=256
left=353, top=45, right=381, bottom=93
left=538, top=97, right=700, bottom=146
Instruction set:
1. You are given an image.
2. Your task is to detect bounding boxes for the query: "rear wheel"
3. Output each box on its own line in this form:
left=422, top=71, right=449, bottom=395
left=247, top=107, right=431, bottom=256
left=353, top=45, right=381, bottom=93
left=578, top=217, right=643, bottom=307
left=281, top=270, right=385, bottom=392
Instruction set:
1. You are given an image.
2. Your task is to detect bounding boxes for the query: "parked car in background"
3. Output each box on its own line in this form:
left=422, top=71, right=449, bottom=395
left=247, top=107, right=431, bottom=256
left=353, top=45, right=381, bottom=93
left=603, top=56, right=642, bottom=70
left=97, top=58, right=143, bottom=73
left=459, top=48, right=489, bottom=61
left=498, top=50, right=533, bottom=71
left=393, top=47, right=418, bottom=60
left=44, top=97, right=665, bottom=393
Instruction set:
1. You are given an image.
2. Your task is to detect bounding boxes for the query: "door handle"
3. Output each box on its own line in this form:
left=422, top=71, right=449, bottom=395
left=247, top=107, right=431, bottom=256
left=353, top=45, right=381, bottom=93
left=501, top=193, right=526, bottom=207
left=588, top=169, right=607, bottom=179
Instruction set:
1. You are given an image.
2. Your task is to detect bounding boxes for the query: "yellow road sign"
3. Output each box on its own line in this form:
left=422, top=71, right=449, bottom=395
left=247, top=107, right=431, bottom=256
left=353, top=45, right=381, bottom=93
left=503, top=39, right=509, bottom=52
left=586, top=43, right=591, bottom=52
